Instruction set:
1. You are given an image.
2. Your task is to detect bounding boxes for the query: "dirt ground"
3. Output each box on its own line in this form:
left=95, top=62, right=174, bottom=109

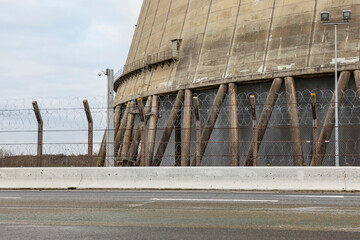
left=0, top=155, right=99, bottom=168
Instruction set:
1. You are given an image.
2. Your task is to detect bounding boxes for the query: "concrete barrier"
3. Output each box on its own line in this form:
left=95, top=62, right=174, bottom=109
left=0, top=167, right=359, bottom=191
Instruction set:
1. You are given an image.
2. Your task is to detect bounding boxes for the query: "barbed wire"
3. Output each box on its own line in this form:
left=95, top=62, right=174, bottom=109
left=0, top=87, right=360, bottom=167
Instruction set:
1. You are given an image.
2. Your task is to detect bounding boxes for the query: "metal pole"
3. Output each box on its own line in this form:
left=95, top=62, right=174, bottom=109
left=32, top=101, right=43, bottom=167
left=334, top=24, right=340, bottom=167
left=175, top=111, right=182, bottom=167
left=83, top=100, right=93, bottom=156
left=192, top=97, right=201, bottom=167
left=106, top=69, right=115, bottom=167
left=311, top=93, right=318, bottom=162
left=321, top=20, right=349, bottom=166
left=250, top=95, right=257, bottom=166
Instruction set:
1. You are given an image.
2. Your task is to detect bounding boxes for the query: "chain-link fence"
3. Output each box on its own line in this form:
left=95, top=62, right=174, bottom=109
left=1, top=80, right=360, bottom=167
left=151, top=86, right=360, bottom=167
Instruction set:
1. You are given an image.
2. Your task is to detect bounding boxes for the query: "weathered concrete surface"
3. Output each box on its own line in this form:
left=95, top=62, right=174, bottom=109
left=115, top=0, right=360, bottom=104
left=0, top=191, right=360, bottom=239
left=0, top=167, right=359, bottom=191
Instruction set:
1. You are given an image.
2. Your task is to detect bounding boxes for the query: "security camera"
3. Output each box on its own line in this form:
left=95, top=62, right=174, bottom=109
left=98, top=72, right=103, bottom=76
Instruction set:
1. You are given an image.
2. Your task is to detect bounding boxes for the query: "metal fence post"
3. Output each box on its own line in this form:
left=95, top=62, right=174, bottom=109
left=311, top=93, right=318, bottom=164
left=32, top=101, right=43, bottom=167
left=250, top=95, right=258, bottom=166
left=106, top=69, right=115, bottom=167
left=192, top=97, right=201, bottom=167
left=83, top=100, right=93, bottom=156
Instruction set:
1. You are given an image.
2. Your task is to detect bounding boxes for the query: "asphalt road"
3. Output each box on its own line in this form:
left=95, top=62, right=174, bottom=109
left=0, top=191, right=360, bottom=239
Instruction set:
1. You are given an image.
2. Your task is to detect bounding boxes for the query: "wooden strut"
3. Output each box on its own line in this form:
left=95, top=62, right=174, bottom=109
left=244, top=78, right=283, bottom=166
left=146, top=95, right=159, bottom=166
left=114, top=102, right=131, bottom=156
left=83, top=100, right=93, bottom=156
left=119, top=101, right=136, bottom=166
left=250, top=95, right=258, bottom=166
left=311, top=71, right=351, bottom=166
left=152, top=90, right=185, bottom=166
left=32, top=101, right=43, bottom=167
left=181, top=89, right=192, bottom=166
left=190, top=84, right=228, bottom=165
left=311, top=93, right=317, bottom=162
left=129, top=96, right=152, bottom=166
left=284, top=77, right=304, bottom=166
left=191, top=97, right=201, bottom=167
left=229, top=83, right=239, bottom=167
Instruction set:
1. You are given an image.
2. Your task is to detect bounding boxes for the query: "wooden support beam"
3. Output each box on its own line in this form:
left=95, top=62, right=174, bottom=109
left=229, top=83, right=239, bottom=167
left=244, top=78, right=283, bottom=166
left=114, top=102, right=130, bottom=156
left=32, top=101, right=43, bottom=167
left=181, top=89, right=192, bottom=166
left=146, top=95, right=159, bottom=166
left=191, top=84, right=228, bottom=165
left=250, top=95, right=258, bottom=166
left=311, top=71, right=351, bottom=166
left=311, top=93, right=318, bottom=162
left=284, top=77, right=304, bottom=166
left=152, top=90, right=185, bottom=166
left=83, top=100, right=93, bottom=156
left=191, top=97, right=201, bottom=167
left=119, top=101, right=136, bottom=165
left=127, top=97, right=152, bottom=166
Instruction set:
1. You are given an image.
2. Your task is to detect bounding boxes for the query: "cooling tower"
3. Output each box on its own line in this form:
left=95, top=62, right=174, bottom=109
left=110, top=0, right=360, bottom=167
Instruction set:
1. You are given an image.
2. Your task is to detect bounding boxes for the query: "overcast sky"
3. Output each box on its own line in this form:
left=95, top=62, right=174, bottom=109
left=0, top=0, right=143, bottom=100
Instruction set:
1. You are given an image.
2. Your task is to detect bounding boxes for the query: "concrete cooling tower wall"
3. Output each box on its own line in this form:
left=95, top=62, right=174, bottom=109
left=105, top=0, right=360, bottom=167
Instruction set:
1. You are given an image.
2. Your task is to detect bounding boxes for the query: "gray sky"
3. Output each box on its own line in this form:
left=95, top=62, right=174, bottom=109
left=0, top=0, right=143, bottom=100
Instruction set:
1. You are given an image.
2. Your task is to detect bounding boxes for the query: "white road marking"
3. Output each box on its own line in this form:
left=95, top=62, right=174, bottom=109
left=0, top=197, right=22, bottom=199
left=279, top=195, right=345, bottom=199
left=150, top=198, right=278, bottom=203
